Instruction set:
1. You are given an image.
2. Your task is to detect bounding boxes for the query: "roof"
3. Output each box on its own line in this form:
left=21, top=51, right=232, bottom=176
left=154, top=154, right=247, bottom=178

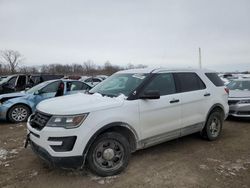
left=117, top=68, right=215, bottom=74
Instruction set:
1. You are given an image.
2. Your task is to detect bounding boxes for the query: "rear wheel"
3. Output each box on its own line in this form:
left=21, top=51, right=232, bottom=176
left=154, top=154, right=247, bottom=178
left=86, top=132, right=130, bottom=177
left=8, top=104, right=31, bottom=123
left=202, top=110, right=223, bottom=141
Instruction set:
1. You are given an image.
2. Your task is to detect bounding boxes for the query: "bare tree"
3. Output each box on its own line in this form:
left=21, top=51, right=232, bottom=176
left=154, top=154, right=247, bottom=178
left=83, top=60, right=96, bottom=76
left=0, top=50, right=23, bottom=73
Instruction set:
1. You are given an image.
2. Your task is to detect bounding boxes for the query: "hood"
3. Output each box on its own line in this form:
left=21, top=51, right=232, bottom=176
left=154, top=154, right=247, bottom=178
left=37, top=93, right=125, bottom=115
left=0, top=92, right=27, bottom=102
left=229, top=90, right=250, bottom=98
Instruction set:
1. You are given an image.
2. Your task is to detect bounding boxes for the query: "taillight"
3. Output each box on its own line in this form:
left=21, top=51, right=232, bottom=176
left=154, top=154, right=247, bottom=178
left=224, top=87, right=229, bottom=95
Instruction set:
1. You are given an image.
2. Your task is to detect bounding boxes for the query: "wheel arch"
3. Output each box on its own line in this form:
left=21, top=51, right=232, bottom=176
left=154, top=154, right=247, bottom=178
left=205, top=103, right=225, bottom=123
left=83, top=122, right=138, bottom=162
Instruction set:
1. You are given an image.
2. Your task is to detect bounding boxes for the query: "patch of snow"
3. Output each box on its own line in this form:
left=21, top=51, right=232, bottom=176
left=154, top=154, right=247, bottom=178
left=0, top=148, right=8, bottom=160
left=9, top=149, right=18, bottom=154
left=199, top=164, right=209, bottom=170
left=90, top=175, right=119, bottom=184
left=30, top=171, right=38, bottom=177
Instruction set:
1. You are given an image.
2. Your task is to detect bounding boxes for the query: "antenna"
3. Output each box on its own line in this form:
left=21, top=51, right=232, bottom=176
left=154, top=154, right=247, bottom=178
left=199, top=47, right=202, bottom=69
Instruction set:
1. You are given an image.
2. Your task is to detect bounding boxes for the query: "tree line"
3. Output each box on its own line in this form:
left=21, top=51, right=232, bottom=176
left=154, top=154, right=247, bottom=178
left=0, top=49, right=147, bottom=76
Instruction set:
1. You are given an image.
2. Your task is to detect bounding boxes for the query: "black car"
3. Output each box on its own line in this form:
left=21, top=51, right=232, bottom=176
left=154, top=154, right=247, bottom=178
left=0, top=74, right=64, bottom=94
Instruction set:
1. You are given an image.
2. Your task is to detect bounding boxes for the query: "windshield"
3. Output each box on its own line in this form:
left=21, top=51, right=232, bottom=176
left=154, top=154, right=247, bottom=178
left=0, top=76, right=10, bottom=85
left=227, top=80, right=250, bottom=91
left=26, top=81, right=49, bottom=94
left=89, top=73, right=148, bottom=97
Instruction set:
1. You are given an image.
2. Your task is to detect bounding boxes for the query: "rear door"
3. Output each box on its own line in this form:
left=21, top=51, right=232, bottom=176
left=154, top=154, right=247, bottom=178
left=174, top=72, right=210, bottom=135
left=139, top=73, right=182, bottom=146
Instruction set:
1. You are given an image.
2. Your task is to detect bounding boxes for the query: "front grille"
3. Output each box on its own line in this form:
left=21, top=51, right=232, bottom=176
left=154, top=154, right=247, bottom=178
left=237, top=111, right=250, bottom=115
left=30, top=111, right=51, bottom=130
left=228, top=100, right=239, bottom=105
left=229, top=110, right=235, bottom=114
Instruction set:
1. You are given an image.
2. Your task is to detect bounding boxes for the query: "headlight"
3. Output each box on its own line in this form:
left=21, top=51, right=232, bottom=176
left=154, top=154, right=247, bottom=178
left=238, top=100, right=250, bottom=104
left=46, top=113, right=88, bottom=129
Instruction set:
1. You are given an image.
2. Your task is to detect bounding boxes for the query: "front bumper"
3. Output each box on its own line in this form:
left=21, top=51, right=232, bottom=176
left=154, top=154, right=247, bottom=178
left=26, top=113, right=95, bottom=169
left=30, top=140, right=84, bottom=168
left=0, top=105, right=8, bottom=120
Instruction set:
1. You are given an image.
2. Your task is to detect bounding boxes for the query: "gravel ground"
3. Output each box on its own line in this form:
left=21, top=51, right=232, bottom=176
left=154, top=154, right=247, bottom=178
left=0, top=118, right=250, bottom=188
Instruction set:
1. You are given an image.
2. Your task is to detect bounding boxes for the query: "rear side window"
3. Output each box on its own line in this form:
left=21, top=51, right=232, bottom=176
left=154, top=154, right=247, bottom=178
left=41, top=81, right=61, bottom=93
left=205, top=73, right=224, bottom=86
left=67, top=81, right=90, bottom=91
left=8, top=76, right=18, bottom=87
left=174, top=73, right=206, bottom=92
left=143, top=73, right=176, bottom=96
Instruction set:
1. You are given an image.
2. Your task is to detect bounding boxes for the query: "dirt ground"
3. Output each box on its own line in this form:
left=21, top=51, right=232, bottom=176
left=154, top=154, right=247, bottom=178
left=0, top=118, right=250, bottom=188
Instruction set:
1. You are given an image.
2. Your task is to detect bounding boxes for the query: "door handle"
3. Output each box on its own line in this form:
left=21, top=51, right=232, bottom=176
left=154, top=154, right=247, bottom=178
left=170, top=99, right=180, bottom=103
left=204, top=93, right=211, bottom=97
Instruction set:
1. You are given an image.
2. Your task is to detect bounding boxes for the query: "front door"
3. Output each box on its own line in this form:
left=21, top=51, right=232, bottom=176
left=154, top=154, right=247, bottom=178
left=138, top=73, right=182, bottom=147
left=33, top=81, right=62, bottom=106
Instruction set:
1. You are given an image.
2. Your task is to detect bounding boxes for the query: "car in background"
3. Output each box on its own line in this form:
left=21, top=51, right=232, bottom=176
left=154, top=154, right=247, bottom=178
left=0, top=74, right=64, bottom=95
left=96, top=75, right=108, bottom=80
left=0, top=79, right=92, bottom=123
left=227, top=79, right=250, bottom=117
left=28, top=74, right=64, bottom=88
left=81, top=76, right=104, bottom=87
left=0, top=76, right=7, bottom=82
left=218, top=76, right=230, bottom=85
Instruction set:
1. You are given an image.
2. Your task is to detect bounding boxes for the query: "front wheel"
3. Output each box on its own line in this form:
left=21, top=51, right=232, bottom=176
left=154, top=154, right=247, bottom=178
left=86, top=132, right=130, bottom=177
left=201, top=110, right=223, bottom=141
left=8, top=104, right=31, bottom=123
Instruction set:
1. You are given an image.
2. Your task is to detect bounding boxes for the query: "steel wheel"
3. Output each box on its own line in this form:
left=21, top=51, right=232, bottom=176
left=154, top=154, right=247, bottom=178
left=87, top=132, right=130, bottom=177
left=93, top=139, right=124, bottom=171
left=201, top=110, right=223, bottom=141
left=209, top=117, right=221, bottom=137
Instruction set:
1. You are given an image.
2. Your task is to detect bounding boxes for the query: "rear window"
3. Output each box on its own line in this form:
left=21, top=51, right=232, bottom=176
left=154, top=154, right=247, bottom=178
left=205, top=73, right=224, bottom=86
left=174, top=73, right=206, bottom=92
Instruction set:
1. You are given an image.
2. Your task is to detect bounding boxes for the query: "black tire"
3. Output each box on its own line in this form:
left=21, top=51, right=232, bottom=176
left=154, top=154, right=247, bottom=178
left=8, top=104, right=31, bottom=123
left=201, top=110, right=223, bottom=141
left=86, top=132, right=130, bottom=177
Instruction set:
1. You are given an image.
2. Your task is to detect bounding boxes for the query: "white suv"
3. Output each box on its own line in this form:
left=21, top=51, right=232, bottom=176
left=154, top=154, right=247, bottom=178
left=26, top=68, right=229, bottom=176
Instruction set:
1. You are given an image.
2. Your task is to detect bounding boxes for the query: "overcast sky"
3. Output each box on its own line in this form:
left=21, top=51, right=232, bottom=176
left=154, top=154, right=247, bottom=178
left=0, top=0, right=250, bottom=71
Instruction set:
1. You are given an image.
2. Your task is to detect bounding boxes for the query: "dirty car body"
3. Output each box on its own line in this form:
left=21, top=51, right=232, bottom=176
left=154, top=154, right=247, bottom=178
left=0, top=79, right=92, bottom=122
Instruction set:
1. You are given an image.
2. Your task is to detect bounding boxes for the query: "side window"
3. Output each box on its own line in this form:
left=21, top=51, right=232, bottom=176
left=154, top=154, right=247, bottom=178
left=143, top=73, right=176, bottom=96
left=82, top=83, right=91, bottom=90
left=8, top=76, right=18, bottom=87
left=41, top=81, right=60, bottom=93
left=67, top=81, right=86, bottom=91
left=205, top=73, right=224, bottom=86
left=175, top=73, right=206, bottom=92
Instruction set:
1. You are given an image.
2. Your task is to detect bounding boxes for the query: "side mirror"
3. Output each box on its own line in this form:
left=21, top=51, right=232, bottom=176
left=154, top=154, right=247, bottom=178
left=139, top=90, right=160, bottom=100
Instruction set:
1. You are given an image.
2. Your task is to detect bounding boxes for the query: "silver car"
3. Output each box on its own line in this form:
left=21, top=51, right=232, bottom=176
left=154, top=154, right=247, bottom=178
left=228, top=79, right=250, bottom=117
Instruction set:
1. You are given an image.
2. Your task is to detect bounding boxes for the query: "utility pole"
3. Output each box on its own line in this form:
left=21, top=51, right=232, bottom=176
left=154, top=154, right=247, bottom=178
left=199, top=47, right=202, bottom=69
